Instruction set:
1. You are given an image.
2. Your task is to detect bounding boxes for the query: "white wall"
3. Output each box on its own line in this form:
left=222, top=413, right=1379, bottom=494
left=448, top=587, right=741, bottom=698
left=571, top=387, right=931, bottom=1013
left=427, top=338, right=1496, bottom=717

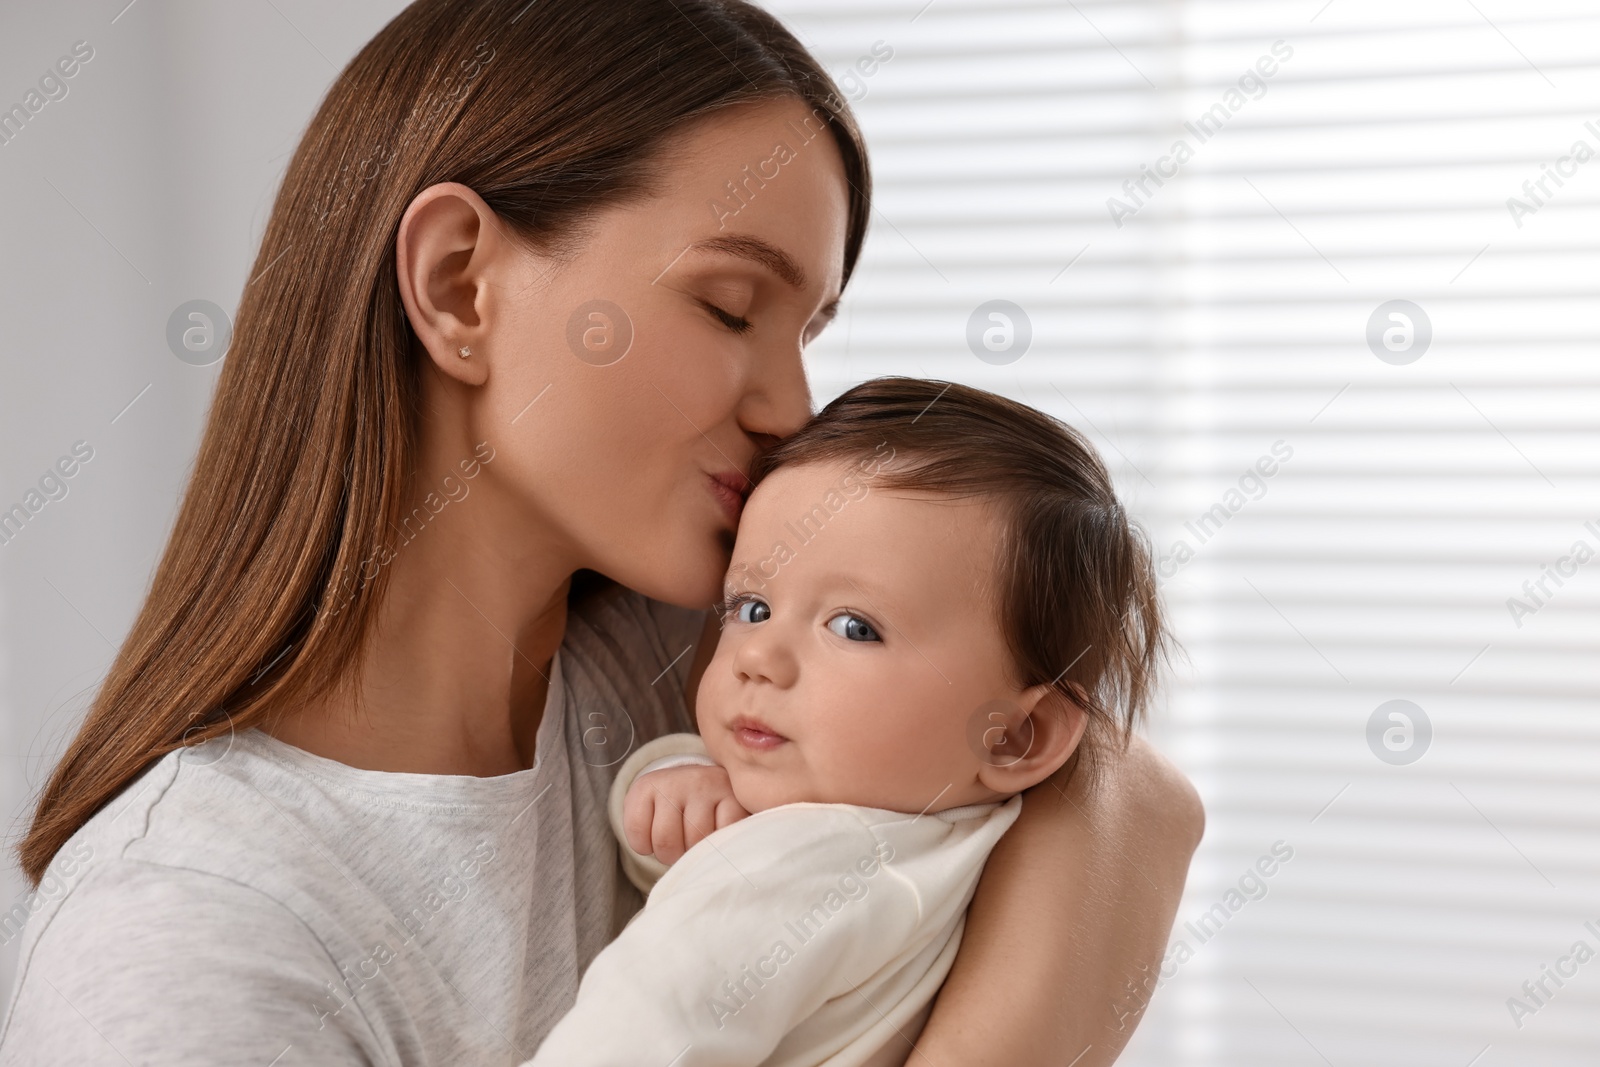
left=0, top=0, right=417, bottom=1004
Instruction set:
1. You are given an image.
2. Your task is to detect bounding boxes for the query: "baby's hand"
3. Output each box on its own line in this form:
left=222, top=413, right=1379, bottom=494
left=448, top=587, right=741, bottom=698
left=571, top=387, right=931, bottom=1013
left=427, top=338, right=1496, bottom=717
left=623, top=764, right=750, bottom=865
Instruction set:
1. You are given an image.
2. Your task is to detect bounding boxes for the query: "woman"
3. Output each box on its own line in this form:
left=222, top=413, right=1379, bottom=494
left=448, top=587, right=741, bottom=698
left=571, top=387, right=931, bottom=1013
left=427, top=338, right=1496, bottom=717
left=0, top=0, right=1202, bottom=1063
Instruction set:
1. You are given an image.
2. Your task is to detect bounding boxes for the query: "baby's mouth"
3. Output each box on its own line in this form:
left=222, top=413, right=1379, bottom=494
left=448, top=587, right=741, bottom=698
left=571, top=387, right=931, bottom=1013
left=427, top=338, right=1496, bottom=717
left=729, top=716, right=787, bottom=751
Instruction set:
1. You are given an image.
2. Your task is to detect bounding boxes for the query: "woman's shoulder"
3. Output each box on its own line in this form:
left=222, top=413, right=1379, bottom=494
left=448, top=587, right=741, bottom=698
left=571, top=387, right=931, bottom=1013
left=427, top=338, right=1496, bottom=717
left=0, top=752, right=379, bottom=1061
left=0, top=848, right=378, bottom=1063
left=7, top=742, right=354, bottom=950
left=6, top=732, right=504, bottom=952
left=12, top=838, right=328, bottom=966
left=0, top=731, right=526, bottom=1063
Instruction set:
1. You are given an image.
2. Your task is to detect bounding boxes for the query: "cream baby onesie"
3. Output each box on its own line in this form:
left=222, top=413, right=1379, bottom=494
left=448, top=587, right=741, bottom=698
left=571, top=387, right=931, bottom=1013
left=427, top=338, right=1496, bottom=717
left=520, top=732, right=1023, bottom=1067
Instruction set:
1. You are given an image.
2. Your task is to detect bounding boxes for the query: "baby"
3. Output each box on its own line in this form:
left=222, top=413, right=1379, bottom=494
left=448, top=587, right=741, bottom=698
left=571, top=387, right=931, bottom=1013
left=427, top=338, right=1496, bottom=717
left=524, top=377, right=1168, bottom=1067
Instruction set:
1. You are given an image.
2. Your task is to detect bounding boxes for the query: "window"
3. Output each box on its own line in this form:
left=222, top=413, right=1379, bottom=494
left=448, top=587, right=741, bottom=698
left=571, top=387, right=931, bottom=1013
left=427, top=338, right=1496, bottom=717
left=767, top=0, right=1600, bottom=1060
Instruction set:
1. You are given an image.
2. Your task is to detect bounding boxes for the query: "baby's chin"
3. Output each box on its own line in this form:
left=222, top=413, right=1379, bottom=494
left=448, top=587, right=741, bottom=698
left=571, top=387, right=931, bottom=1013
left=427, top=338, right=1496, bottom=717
left=725, top=765, right=821, bottom=815
left=727, top=767, right=921, bottom=816
left=727, top=773, right=797, bottom=815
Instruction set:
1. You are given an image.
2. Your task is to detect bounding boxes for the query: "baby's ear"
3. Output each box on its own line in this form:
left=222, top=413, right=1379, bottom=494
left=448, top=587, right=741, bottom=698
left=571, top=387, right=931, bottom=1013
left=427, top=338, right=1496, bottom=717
left=972, top=685, right=1088, bottom=796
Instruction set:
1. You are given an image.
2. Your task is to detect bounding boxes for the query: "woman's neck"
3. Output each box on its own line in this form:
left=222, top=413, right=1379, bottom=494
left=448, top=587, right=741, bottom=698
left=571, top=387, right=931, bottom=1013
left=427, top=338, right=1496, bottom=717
left=267, top=481, right=579, bottom=777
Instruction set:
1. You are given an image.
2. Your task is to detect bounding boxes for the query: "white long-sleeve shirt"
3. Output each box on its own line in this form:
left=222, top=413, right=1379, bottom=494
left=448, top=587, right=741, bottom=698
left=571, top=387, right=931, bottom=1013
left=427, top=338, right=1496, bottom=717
left=522, top=733, right=1023, bottom=1067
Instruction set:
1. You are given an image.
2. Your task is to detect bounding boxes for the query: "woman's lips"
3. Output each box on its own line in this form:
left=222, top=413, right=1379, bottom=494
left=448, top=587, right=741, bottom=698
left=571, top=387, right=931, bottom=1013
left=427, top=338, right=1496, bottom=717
left=707, top=472, right=747, bottom=524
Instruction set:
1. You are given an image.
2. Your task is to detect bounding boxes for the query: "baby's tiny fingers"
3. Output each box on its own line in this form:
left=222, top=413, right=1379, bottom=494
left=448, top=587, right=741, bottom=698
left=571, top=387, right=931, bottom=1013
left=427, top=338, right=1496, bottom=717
left=651, top=801, right=687, bottom=865
left=682, top=799, right=719, bottom=850
left=715, top=795, right=751, bottom=829
left=623, top=789, right=657, bottom=856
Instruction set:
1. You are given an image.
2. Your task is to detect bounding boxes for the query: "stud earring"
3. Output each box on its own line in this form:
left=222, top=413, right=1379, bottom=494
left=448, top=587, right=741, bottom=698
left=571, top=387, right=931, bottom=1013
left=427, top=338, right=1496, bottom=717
left=457, top=345, right=472, bottom=359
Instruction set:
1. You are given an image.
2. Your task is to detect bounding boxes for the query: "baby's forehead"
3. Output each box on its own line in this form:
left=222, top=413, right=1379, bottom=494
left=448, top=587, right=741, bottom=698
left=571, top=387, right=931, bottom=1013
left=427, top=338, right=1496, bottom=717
left=726, top=468, right=1007, bottom=605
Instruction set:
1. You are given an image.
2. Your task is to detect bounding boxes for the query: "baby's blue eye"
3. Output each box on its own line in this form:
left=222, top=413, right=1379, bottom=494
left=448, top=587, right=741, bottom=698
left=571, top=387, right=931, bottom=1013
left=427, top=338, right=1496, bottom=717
left=738, top=599, right=771, bottom=624
left=827, top=613, right=880, bottom=642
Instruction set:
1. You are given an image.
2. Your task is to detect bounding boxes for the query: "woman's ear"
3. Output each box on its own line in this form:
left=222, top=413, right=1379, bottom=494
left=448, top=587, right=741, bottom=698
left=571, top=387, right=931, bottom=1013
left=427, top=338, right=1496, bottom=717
left=973, top=684, right=1089, bottom=796
left=395, top=182, right=508, bottom=387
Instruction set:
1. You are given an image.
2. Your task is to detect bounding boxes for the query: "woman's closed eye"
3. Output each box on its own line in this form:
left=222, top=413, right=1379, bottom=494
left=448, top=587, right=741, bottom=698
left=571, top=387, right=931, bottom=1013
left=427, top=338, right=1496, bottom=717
left=702, top=300, right=753, bottom=334
left=826, top=612, right=880, bottom=643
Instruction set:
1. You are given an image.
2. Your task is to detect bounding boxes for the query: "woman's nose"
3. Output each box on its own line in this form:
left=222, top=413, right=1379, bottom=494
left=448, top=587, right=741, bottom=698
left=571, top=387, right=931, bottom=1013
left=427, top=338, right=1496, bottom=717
left=739, top=341, right=812, bottom=441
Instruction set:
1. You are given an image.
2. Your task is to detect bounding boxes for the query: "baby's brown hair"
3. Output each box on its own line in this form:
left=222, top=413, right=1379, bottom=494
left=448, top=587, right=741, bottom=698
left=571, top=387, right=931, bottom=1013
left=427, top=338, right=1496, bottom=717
left=749, top=377, right=1170, bottom=775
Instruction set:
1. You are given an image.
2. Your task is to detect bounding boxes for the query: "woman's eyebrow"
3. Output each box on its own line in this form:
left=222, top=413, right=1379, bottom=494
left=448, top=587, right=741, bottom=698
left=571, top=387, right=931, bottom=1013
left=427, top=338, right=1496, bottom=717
left=688, top=234, right=807, bottom=290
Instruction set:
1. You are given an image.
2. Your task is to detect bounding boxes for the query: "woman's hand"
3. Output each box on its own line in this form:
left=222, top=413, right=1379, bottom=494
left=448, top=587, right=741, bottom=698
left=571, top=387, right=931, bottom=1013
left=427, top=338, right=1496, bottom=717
left=911, top=734, right=1204, bottom=1066
left=622, top=764, right=751, bottom=865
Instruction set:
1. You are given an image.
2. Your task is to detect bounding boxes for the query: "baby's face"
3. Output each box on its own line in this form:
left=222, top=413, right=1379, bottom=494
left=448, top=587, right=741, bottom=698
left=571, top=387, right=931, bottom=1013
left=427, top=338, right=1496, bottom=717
left=695, top=458, right=1028, bottom=815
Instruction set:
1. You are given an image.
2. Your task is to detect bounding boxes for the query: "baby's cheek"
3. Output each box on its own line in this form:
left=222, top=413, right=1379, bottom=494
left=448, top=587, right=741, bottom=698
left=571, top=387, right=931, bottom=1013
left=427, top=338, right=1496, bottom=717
left=727, top=764, right=792, bottom=815
left=726, top=764, right=771, bottom=814
left=693, top=725, right=729, bottom=776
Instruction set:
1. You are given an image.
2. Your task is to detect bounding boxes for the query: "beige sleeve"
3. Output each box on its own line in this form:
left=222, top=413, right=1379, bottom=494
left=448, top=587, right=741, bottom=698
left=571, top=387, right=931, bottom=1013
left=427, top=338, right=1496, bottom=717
left=606, top=732, right=713, bottom=896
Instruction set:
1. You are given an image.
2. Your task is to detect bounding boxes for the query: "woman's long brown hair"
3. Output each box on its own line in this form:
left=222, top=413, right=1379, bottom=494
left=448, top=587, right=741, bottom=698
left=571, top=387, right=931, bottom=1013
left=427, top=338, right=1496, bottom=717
left=18, top=0, right=871, bottom=885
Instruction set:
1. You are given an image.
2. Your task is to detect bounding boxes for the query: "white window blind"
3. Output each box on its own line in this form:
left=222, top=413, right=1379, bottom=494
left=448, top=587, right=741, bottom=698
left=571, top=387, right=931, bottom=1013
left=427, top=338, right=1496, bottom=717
left=766, top=0, right=1600, bottom=1063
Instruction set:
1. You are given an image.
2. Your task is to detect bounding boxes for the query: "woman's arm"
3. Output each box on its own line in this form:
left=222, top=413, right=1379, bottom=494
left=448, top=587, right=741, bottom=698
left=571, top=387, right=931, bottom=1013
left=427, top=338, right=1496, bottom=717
left=912, top=736, right=1204, bottom=1066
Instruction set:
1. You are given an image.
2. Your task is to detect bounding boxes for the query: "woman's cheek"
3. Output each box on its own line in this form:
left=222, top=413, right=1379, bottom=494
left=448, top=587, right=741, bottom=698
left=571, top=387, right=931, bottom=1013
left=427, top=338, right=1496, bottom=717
left=649, top=334, right=744, bottom=426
